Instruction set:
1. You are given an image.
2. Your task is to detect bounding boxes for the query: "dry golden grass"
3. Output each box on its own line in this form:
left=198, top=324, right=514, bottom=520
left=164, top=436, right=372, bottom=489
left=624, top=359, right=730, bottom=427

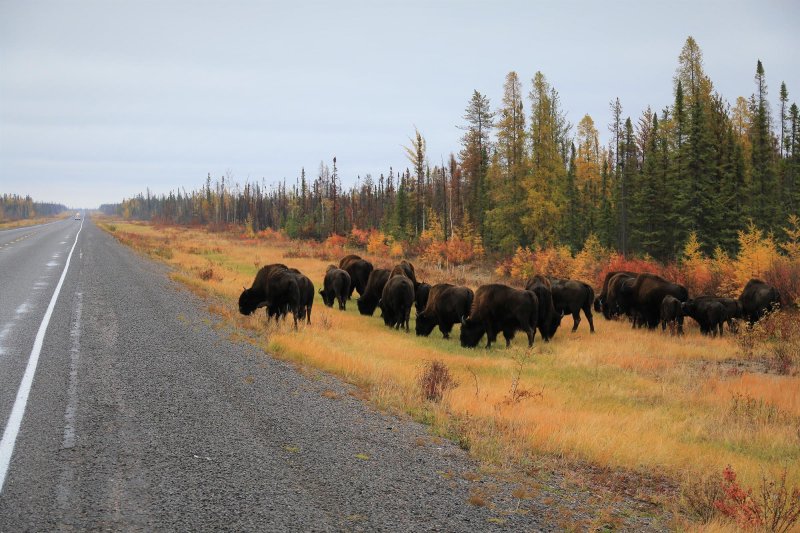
left=0, top=212, right=72, bottom=230
left=100, top=219, right=800, bottom=496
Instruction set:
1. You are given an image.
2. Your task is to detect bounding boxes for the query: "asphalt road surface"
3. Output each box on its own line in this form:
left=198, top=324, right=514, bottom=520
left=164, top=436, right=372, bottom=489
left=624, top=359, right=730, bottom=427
left=2, top=216, right=555, bottom=531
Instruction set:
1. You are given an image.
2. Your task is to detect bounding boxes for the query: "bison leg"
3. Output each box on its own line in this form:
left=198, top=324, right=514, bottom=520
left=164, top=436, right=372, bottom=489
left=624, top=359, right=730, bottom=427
left=582, top=305, right=595, bottom=333
left=485, top=324, right=496, bottom=349
left=571, top=311, right=581, bottom=332
left=440, top=321, right=453, bottom=339
left=525, top=326, right=535, bottom=347
left=503, top=328, right=516, bottom=348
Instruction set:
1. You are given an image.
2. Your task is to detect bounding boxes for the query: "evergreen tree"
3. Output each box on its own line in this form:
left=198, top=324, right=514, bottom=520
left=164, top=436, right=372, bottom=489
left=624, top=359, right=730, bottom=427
left=749, top=60, right=780, bottom=229
left=631, top=114, right=669, bottom=259
left=459, top=90, right=494, bottom=233
left=485, top=72, right=527, bottom=252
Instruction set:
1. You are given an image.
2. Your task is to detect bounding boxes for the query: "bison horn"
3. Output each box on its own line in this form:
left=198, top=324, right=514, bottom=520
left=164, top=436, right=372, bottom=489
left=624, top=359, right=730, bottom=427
left=461, top=316, right=467, bottom=326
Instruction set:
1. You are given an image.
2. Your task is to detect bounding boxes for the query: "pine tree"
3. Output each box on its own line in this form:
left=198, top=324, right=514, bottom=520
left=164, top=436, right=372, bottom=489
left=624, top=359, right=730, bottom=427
left=749, top=60, right=780, bottom=229
left=459, top=90, right=495, bottom=234
left=618, top=118, right=638, bottom=255
left=631, top=114, right=669, bottom=259
left=485, top=72, right=527, bottom=252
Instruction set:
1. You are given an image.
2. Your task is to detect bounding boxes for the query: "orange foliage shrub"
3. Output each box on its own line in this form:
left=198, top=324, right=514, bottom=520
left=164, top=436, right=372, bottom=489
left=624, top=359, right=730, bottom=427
left=256, top=227, right=289, bottom=242
left=570, top=233, right=611, bottom=284
left=502, top=245, right=574, bottom=282
left=367, top=230, right=391, bottom=257
left=348, top=227, right=370, bottom=248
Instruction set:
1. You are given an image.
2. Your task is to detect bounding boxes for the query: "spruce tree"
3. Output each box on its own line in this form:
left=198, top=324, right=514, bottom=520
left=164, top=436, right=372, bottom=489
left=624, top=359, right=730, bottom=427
left=749, top=60, right=780, bottom=230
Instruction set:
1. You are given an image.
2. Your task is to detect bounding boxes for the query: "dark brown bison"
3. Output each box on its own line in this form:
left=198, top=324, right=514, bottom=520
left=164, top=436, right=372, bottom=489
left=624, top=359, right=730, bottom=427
left=660, top=295, right=684, bottom=335
left=600, top=272, right=638, bottom=320
left=287, top=268, right=314, bottom=324
left=339, top=255, right=374, bottom=298
left=320, top=266, right=351, bottom=310
left=238, top=264, right=300, bottom=329
left=682, top=299, right=726, bottom=337
left=693, top=296, right=743, bottom=333
left=415, top=284, right=474, bottom=339
left=415, top=282, right=432, bottom=313
left=379, top=275, right=415, bottom=331
left=460, top=284, right=538, bottom=349
left=739, top=279, right=781, bottom=325
left=238, top=263, right=289, bottom=315
left=524, top=275, right=558, bottom=341
left=594, top=270, right=638, bottom=316
left=549, top=278, right=596, bottom=333
left=357, top=268, right=390, bottom=316
left=621, top=273, right=688, bottom=329
left=389, top=260, right=419, bottom=287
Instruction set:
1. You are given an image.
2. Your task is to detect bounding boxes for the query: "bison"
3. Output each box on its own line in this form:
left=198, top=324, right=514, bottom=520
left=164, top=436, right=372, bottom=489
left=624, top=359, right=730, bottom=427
left=238, top=264, right=300, bottom=329
left=660, top=295, right=684, bottom=335
left=594, top=270, right=638, bottom=315
left=379, top=275, right=415, bottom=331
left=599, top=272, right=638, bottom=320
left=288, top=268, right=314, bottom=324
left=339, top=255, right=374, bottom=299
left=693, top=296, right=743, bottom=333
left=415, top=284, right=474, bottom=339
left=238, top=263, right=289, bottom=316
left=357, top=268, right=391, bottom=316
left=682, top=299, right=726, bottom=337
left=739, top=279, right=781, bottom=325
left=415, top=282, right=432, bottom=313
left=621, top=273, right=688, bottom=329
left=549, top=278, right=596, bottom=333
left=460, top=284, right=538, bottom=349
left=524, top=275, right=558, bottom=341
left=320, top=266, right=351, bottom=311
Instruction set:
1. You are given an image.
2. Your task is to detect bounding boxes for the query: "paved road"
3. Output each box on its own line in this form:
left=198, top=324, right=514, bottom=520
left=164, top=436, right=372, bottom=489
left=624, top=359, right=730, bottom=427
left=0, top=217, right=564, bottom=531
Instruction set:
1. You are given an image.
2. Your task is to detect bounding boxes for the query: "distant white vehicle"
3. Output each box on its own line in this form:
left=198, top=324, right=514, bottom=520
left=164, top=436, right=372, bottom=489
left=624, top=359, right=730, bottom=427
left=74, top=212, right=81, bottom=220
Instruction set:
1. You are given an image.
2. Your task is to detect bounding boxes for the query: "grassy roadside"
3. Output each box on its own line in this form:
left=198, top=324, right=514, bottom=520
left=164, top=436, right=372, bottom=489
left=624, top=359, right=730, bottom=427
left=0, top=213, right=72, bottom=230
left=98, top=218, right=800, bottom=527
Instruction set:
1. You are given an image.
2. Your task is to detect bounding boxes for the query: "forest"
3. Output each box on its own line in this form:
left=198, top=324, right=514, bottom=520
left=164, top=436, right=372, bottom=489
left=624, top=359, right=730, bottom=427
left=101, top=37, right=799, bottom=264
left=0, top=194, right=67, bottom=222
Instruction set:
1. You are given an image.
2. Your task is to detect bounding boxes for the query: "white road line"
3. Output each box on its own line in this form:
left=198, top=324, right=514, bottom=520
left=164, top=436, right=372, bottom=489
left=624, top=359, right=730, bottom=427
left=0, top=217, right=84, bottom=493
left=62, top=291, right=82, bottom=449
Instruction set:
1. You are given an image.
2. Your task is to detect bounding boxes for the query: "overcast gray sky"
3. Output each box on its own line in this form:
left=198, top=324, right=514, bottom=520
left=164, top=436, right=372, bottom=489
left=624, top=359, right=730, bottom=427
left=1, top=0, right=798, bottom=208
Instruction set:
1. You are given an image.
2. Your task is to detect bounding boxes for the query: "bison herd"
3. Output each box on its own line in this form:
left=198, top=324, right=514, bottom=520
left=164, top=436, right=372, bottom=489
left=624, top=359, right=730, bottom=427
left=239, top=256, right=784, bottom=349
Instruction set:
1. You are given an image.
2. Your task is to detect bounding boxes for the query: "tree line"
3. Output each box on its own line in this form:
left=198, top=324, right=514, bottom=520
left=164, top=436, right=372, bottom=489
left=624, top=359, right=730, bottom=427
left=0, top=194, right=67, bottom=222
left=103, top=37, right=799, bottom=260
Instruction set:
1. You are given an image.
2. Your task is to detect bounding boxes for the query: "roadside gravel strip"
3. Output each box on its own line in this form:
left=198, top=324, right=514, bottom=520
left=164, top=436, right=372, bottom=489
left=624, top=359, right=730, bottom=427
left=0, top=220, right=669, bottom=531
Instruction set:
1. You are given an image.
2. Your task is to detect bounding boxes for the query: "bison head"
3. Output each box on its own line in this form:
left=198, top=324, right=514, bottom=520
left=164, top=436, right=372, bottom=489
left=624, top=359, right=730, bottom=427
left=319, top=288, right=334, bottom=307
left=357, top=295, right=378, bottom=316
left=238, top=288, right=265, bottom=315
left=459, top=317, right=485, bottom=348
left=415, top=311, right=436, bottom=337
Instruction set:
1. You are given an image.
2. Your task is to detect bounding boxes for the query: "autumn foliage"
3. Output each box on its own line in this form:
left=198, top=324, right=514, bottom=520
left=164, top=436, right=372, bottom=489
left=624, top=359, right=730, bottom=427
left=494, top=220, right=800, bottom=305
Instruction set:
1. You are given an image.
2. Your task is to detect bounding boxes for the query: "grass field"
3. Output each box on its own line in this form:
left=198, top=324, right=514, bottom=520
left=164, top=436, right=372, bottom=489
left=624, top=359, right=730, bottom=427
left=99, top=218, right=800, bottom=526
left=0, top=212, right=72, bottom=230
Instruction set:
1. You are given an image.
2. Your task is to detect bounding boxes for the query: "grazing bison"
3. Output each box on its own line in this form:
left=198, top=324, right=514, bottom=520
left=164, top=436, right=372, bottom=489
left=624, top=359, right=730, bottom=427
left=524, top=275, right=558, bottom=341
left=460, top=284, right=538, bottom=349
left=238, top=263, right=289, bottom=315
left=379, top=275, right=415, bottom=331
left=415, top=282, right=432, bottom=313
left=739, top=279, right=781, bottom=325
left=320, top=266, right=351, bottom=311
left=357, top=268, right=391, bottom=316
left=621, top=273, right=688, bottom=329
left=549, top=278, right=596, bottom=333
left=594, top=271, right=638, bottom=315
left=239, top=265, right=300, bottom=329
left=415, top=284, right=473, bottom=339
left=339, top=256, right=374, bottom=298
left=288, top=268, right=314, bottom=324
left=660, top=295, right=684, bottom=335
left=600, top=272, right=638, bottom=320
left=682, top=299, right=726, bottom=337
left=694, top=296, right=743, bottom=333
